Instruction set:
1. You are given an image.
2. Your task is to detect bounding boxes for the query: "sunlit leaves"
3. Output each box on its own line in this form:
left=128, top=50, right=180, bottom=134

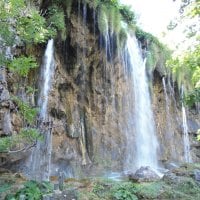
left=0, top=0, right=54, bottom=48
left=47, top=5, right=66, bottom=39
left=8, top=56, right=38, bottom=77
left=119, top=5, right=136, bottom=25
left=167, top=45, right=200, bottom=106
left=184, top=88, right=200, bottom=107
left=17, top=10, right=51, bottom=44
left=0, top=137, right=12, bottom=152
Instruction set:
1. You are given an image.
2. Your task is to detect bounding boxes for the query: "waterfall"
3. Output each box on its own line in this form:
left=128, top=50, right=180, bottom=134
left=181, top=87, right=192, bottom=163
left=38, top=39, right=55, bottom=120
left=162, top=77, right=175, bottom=157
left=125, top=34, right=159, bottom=171
left=31, top=39, right=55, bottom=181
left=162, top=77, right=170, bottom=119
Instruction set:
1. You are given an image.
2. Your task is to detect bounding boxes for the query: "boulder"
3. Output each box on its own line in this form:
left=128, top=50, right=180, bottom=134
left=194, top=170, right=200, bottom=182
left=129, top=166, right=160, bottom=182
left=162, top=172, right=183, bottom=184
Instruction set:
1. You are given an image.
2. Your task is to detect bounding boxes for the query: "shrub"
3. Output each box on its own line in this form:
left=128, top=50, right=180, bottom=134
left=17, top=10, right=53, bottom=44
left=8, top=56, right=38, bottom=77
left=6, top=180, right=53, bottom=200
left=47, top=6, right=66, bottom=32
left=112, top=182, right=138, bottom=200
left=119, top=5, right=136, bottom=25
left=12, top=96, right=38, bottom=124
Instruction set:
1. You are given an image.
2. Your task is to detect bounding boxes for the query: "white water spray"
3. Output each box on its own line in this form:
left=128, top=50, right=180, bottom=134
left=31, top=39, right=55, bottom=181
left=38, top=39, right=55, bottom=120
left=125, top=34, right=159, bottom=170
left=181, top=87, right=192, bottom=163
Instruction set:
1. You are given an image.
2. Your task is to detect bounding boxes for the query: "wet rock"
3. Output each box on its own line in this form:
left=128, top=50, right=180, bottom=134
left=0, top=67, right=7, bottom=84
left=194, top=170, right=200, bottom=182
left=129, top=166, right=160, bottom=182
left=0, top=88, right=10, bottom=103
left=2, top=111, right=12, bottom=135
left=164, top=162, right=179, bottom=170
left=162, top=172, right=182, bottom=184
left=0, top=168, right=11, bottom=173
left=43, top=189, right=78, bottom=200
left=187, top=118, right=199, bottom=134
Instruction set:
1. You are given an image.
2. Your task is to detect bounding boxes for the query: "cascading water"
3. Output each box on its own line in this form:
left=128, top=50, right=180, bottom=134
left=162, top=77, right=176, bottom=159
left=38, top=39, right=55, bottom=119
left=31, top=39, right=55, bottom=181
left=162, top=77, right=170, bottom=120
left=125, top=34, right=159, bottom=171
left=181, top=87, right=192, bottom=163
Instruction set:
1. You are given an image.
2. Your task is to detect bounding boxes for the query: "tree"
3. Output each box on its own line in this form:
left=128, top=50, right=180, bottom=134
left=167, top=0, right=200, bottom=106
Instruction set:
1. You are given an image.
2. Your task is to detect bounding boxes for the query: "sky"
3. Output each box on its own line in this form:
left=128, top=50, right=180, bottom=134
left=120, top=0, right=182, bottom=48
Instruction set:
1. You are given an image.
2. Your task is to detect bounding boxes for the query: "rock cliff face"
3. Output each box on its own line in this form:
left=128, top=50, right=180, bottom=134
left=152, top=69, right=200, bottom=165
left=0, top=0, right=199, bottom=178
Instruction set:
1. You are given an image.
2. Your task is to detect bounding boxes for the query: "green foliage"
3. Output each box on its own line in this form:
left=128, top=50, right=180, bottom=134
left=119, top=5, right=136, bottom=25
left=47, top=6, right=66, bottom=34
left=12, top=96, right=38, bottom=124
left=134, top=182, right=164, bottom=199
left=6, top=180, right=53, bottom=200
left=168, top=1, right=200, bottom=107
left=0, top=94, right=41, bottom=153
left=19, top=128, right=43, bottom=143
left=0, top=128, right=42, bottom=153
left=112, top=182, right=138, bottom=200
left=184, top=88, right=200, bottom=107
left=25, top=86, right=38, bottom=95
left=135, top=27, right=166, bottom=50
left=0, top=0, right=25, bottom=46
left=17, top=9, right=52, bottom=44
left=135, top=27, right=171, bottom=70
left=52, top=0, right=73, bottom=17
left=0, top=0, right=55, bottom=61
left=0, top=183, right=12, bottom=194
left=0, top=137, right=12, bottom=152
left=166, top=45, right=200, bottom=106
left=8, top=56, right=38, bottom=77
left=92, top=182, right=108, bottom=197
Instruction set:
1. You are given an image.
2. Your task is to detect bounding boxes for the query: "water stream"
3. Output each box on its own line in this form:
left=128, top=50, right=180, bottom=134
left=162, top=77, right=176, bottom=159
left=31, top=39, right=55, bottom=181
left=181, top=87, right=192, bottom=163
left=125, top=34, right=159, bottom=171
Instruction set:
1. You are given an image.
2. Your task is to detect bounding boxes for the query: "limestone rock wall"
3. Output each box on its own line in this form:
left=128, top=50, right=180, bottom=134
left=0, top=0, right=199, bottom=177
left=152, top=69, right=200, bottom=166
